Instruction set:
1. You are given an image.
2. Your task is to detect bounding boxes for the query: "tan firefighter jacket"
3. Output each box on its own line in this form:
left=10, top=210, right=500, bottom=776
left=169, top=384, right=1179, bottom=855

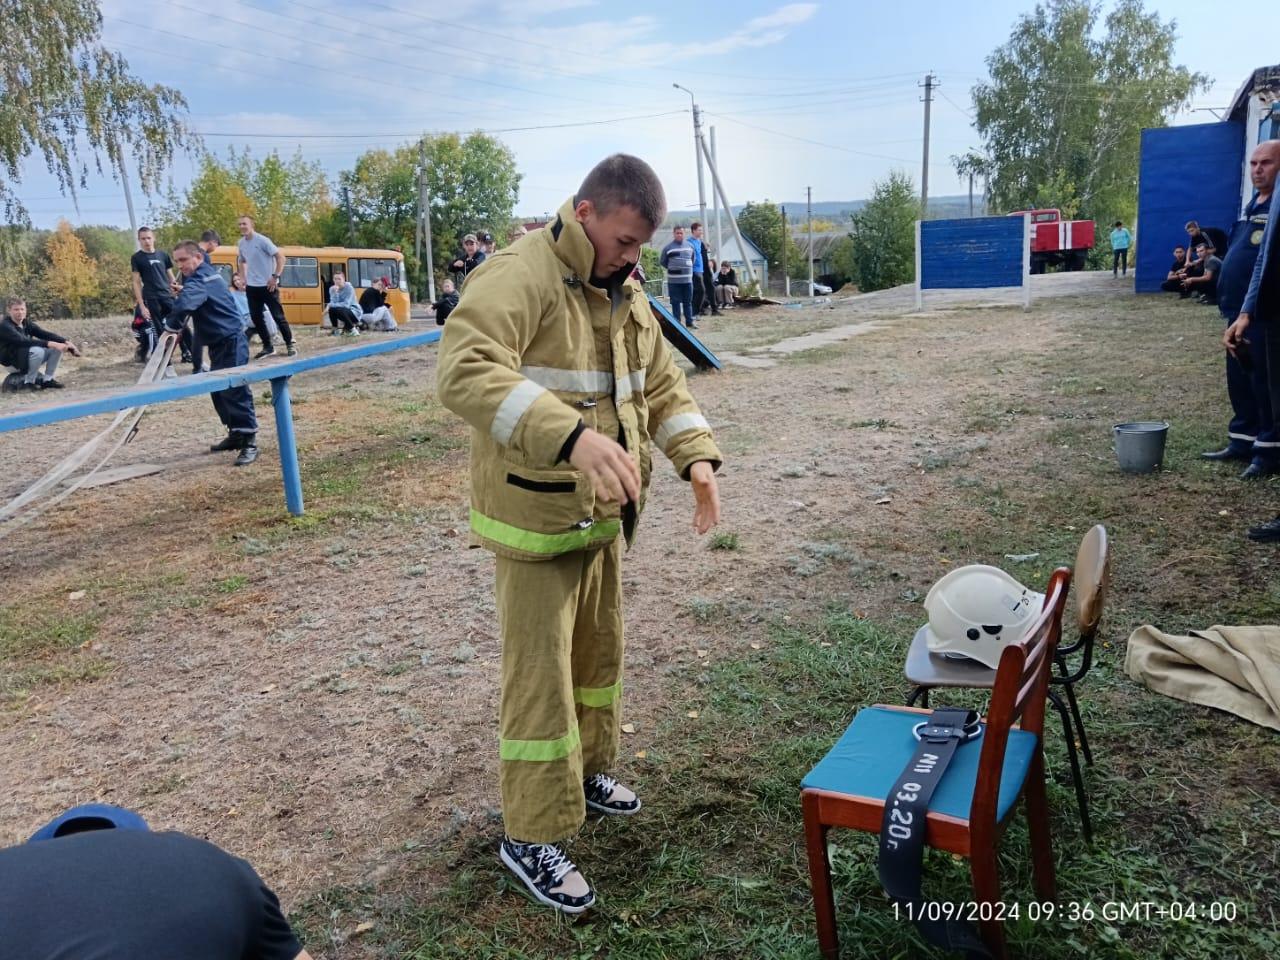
left=437, top=198, right=722, bottom=562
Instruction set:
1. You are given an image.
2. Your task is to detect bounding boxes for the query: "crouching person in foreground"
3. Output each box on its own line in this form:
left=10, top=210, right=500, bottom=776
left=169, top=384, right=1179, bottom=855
left=436, top=154, right=723, bottom=913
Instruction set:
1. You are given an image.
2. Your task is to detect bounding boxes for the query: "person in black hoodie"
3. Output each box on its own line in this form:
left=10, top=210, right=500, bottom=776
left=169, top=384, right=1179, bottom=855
left=433, top=279, right=459, bottom=325
left=449, top=233, right=487, bottom=285
left=1, top=297, right=81, bottom=391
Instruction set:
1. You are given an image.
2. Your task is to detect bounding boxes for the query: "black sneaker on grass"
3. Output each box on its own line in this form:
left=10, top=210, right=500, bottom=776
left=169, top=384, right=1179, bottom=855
left=255, top=347, right=276, bottom=360
left=584, top=773, right=641, bottom=816
left=209, top=434, right=240, bottom=452
left=499, top=838, right=595, bottom=914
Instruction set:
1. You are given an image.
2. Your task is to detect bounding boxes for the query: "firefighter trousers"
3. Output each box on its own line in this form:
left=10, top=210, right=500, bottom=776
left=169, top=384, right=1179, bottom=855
left=495, top=537, right=624, bottom=843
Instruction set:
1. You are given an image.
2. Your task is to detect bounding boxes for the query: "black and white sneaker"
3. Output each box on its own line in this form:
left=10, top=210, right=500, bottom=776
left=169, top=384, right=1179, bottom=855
left=584, top=773, right=641, bottom=816
left=499, top=838, right=596, bottom=914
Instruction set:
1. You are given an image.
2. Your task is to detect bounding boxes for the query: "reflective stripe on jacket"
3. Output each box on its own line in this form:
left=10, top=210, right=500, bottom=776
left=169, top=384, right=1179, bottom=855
left=437, top=196, right=722, bottom=561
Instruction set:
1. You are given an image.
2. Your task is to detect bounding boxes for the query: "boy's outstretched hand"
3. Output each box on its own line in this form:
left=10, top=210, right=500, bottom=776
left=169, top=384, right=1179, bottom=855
left=689, top=461, right=720, bottom=535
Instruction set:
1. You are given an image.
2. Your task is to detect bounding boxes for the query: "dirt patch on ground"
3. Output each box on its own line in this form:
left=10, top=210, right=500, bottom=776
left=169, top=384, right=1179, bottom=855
left=3, top=273, right=1271, bottom=938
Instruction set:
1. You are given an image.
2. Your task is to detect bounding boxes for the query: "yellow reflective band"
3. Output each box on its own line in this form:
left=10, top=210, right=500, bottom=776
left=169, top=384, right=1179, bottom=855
left=655, top=412, right=709, bottom=450
left=491, top=379, right=546, bottom=446
left=500, top=725, right=581, bottom=762
left=574, top=680, right=622, bottom=708
left=470, top=508, right=620, bottom=555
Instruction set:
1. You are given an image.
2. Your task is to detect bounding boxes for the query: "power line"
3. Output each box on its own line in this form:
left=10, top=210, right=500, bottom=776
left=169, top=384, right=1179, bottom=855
left=938, top=90, right=974, bottom=118
left=705, top=112, right=913, bottom=164
left=193, top=110, right=688, bottom=139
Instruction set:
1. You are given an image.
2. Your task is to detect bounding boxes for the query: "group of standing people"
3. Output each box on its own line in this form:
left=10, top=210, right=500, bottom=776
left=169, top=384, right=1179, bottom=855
left=660, top=221, right=733, bottom=329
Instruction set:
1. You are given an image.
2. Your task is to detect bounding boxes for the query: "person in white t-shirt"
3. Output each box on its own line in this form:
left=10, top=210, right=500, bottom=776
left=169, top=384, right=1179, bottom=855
left=235, top=215, right=296, bottom=359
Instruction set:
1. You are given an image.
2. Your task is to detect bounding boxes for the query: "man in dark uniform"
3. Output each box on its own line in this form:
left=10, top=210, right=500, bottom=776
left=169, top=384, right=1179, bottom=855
left=1225, top=141, right=1280, bottom=540
left=2, top=803, right=311, bottom=960
left=166, top=240, right=260, bottom=466
left=1206, top=141, right=1279, bottom=479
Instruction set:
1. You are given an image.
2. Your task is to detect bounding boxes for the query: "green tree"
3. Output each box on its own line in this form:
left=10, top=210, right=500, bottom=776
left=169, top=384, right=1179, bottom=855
left=157, top=149, right=330, bottom=247
left=335, top=132, right=520, bottom=296
left=45, top=219, right=98, bottom=315
left=972, top=0, right=1206, bottom=235
left=736, top=201, right=807, bottom=285
left=848, top=171, right=919, bottom=293
left=827, top=235, right=857, bottom=287
left=0, top=0, right=193, bottom=225
left=155, top=153, right=255, bottom=247
left=233, top=148, right=332, bottom=245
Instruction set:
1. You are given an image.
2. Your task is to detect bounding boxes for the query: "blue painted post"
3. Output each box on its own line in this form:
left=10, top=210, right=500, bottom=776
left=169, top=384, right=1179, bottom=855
left=270, top=375, right=304, bottom=516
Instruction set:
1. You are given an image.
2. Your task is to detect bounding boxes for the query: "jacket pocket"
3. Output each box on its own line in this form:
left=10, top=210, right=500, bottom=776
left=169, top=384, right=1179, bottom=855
left=506, top=472, right=576, bottom=494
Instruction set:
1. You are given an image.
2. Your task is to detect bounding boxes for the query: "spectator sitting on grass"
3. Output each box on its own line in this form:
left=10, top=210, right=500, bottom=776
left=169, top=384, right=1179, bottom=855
left=327, top=270, right=361, bottom=336
left=716, top=261, right=739, bottom=307
left=1160, top=246, right=1188, bottom=293
left=360, top=277, right=396, bottom=331
left=1182, top=242, right=1221, bottom=304
left=0, top=296, right=80, bottom=392
left=433, top=279, right=459, bottom=325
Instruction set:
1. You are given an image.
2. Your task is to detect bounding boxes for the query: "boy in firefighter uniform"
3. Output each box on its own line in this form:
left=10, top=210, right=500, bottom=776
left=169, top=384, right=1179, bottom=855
left=437, top=154, right=722, bottom=913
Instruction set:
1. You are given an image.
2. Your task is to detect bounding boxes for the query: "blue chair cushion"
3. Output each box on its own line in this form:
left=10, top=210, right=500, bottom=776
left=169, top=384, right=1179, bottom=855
left=801, top=706, right=1037, bottom=823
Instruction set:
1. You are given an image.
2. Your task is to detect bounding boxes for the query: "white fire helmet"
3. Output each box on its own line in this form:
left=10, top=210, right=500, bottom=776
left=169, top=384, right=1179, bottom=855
left=922, top=565, right=1044, bottom=669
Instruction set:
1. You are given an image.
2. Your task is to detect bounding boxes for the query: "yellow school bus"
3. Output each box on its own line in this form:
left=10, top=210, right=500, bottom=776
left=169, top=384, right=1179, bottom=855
left=208, top=245, right=410, bottom=327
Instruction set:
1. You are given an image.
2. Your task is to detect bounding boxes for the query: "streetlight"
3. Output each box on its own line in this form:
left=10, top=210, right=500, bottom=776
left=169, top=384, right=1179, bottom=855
left=673, top=83, right=708, bottom=231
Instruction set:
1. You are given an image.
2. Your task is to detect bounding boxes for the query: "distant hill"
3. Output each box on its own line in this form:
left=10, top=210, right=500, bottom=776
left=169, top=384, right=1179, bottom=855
left=659, top=195, right=985, bottom=226
left=518, top=194, right=987, bottom=229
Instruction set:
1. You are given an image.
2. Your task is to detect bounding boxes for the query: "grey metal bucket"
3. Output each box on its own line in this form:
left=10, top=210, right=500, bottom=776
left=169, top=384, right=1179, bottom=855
left=1113, top=421, right=1169, bottom=473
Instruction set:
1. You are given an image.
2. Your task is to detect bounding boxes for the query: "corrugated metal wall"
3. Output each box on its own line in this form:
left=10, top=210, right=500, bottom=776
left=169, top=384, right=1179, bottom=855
left=1136, top=122, right=1244, bottom=293
left=920, top=216, right=1024, bottom=290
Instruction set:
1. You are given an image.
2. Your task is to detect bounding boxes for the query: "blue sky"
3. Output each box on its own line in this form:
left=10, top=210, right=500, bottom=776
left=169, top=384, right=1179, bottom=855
left=12, top=0, right=1256, bottom=230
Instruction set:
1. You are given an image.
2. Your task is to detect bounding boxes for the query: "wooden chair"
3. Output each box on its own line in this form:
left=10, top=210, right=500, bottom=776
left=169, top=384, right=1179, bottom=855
left=801, top=568, right=1071, bottom=960
left=904, top=525, right=1110, bottom=840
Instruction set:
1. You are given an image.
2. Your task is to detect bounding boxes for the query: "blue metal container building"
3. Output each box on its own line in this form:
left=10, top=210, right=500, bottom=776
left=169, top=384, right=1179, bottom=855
left=1136, top=66, right=1280, bottom=293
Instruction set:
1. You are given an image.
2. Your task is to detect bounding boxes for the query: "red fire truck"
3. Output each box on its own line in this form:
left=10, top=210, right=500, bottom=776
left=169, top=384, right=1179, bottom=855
left=1009, top=209, right=1096, bottom=273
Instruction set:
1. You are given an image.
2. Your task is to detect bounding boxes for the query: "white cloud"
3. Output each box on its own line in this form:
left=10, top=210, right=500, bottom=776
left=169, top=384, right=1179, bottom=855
left=496, top=0, right=599, bottom=20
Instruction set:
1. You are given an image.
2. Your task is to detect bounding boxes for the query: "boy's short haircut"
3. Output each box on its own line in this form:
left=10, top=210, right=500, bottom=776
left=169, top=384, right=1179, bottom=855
left=691, top=220, right=702, bottom=231
left=6, top=295, right=25, bottom=308
left=173, top=240, right=201, bottom=257
left=137, top=226, right=153, bottom=235
left=1184, top=220, right=1199, bottom=231
left=577, top=154, right=667, bottom=228
left=200, top=229, right=222, bottom=246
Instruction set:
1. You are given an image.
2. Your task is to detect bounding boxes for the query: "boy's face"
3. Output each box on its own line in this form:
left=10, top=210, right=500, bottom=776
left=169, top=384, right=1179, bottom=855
left=577, top=201, right=654, bottom=281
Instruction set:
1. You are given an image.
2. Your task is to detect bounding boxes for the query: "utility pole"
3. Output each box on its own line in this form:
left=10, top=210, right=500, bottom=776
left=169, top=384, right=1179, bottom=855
left=710, top=126, right=722, bottom=256
left=781, top=205, right=789, bottom=298
left=696, top=131, right=756, bottom=288
left=416, top=141, right=435, bottom=303
left=920, top=73, right=935, bottom=213
left=674, top=84, right=707, bottom=231
left=342, top=184, right=354, bottom=245
left=112, top=147, right=138, bottom=243
left=806, top=186, right=814, bottom=297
